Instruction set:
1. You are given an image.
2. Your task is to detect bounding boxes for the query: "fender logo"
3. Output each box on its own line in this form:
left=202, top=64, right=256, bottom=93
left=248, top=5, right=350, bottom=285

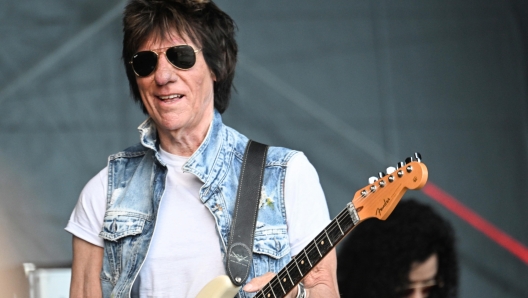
left=376, top=198, right=391, bottom=216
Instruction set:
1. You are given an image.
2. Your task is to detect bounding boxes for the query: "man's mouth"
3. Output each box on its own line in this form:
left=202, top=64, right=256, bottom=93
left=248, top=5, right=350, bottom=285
left=158, top=94, right=183, bottom=101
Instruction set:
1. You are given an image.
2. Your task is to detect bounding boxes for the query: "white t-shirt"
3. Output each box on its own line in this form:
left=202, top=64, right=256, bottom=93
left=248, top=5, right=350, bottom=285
left=66, top=148, right=330, bottom=298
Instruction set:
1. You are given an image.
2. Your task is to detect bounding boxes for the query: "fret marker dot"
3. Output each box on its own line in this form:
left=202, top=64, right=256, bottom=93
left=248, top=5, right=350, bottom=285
left=283, top=278, right=287, bottom=282
left=267, top=294, right=270, bottom=298
left=321, top=241, right=324, bottom=245
left=301, top=260, right=304, bottom=265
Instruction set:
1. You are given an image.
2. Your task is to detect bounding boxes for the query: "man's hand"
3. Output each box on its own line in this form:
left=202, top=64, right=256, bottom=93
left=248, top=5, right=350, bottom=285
left=242, top=249, right=339, bottom=297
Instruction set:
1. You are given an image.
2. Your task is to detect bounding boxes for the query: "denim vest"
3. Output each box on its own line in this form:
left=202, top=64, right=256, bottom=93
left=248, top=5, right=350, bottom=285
left=98, top=110, right=297, bottom=298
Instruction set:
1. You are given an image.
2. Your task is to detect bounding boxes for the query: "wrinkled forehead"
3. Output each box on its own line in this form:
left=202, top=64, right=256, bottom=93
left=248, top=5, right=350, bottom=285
left=138, top=30, right=195, bottom=51
left=135, top=21, right=201, bottom=53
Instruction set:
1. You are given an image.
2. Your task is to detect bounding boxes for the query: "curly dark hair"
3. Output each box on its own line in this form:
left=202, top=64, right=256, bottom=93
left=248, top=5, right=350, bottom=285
left=122, top=0, right=237, bottom=114
left=337, top=199, right=458, bottom=298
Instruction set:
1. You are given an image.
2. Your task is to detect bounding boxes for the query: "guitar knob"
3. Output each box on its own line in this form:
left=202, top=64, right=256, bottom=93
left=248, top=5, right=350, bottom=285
left=368, top=176, right=378, bottom=184
left=414, top=152, right=422, bottom=162
left=405, top=157, right=414, bottom=164
left=397, top=161, right=405, bottom=169
left=377, top=172, right=386, bottom=178
left=386, top=166, right=396, bottom=174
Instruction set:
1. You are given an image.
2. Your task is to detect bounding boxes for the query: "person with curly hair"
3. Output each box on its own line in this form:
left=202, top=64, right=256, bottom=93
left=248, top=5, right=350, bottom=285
left=337, top=198, right=458, bottom=298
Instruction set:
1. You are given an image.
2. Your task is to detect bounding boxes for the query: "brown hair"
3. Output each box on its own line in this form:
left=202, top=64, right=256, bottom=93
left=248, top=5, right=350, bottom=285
left=122, top=0, right=237, bottom=114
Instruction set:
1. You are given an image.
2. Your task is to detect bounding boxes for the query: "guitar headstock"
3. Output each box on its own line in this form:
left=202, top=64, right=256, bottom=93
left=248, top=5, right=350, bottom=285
left=351, top=154, right=428, bottom=222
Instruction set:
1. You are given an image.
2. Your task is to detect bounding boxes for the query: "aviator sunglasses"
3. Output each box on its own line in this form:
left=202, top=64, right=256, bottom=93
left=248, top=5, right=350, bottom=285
left=129, top=45, right=201, bottom=77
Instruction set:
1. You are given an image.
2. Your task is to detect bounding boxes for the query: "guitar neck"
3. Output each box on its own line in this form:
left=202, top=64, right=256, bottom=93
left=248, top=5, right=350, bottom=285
left=254, top=203, right=360, bottom=298
left=252, top=159, right=428, bottom=298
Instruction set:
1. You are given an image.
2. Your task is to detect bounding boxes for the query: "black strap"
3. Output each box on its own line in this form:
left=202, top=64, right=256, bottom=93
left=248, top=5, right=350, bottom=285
left=226, top=140, right=268, bottom=286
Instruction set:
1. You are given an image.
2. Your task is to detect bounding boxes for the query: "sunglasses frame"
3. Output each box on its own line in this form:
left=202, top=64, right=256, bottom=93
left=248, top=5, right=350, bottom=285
left=129, top=45, right=202, bottom=77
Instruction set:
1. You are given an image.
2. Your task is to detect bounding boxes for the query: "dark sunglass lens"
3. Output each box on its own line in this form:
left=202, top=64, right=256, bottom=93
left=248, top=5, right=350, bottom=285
left=167, top=45, right=196, bottom=69
left=132, top=51, right=158, bottom=76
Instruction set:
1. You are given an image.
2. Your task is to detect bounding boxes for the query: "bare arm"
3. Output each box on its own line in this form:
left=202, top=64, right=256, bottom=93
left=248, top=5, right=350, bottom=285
left=70, top=236, right=104, bottom=298
left=243, top=249, right=339, bottom=297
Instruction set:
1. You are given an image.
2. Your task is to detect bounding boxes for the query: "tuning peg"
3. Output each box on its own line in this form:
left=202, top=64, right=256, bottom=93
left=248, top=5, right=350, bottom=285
left=377, top=172, right=386, bottom=178
left=405, top=157, right=414, bottom=164
left=414, top=152, right=422, bottom=162
left=397, top=161, right=405, bottom=169
left=386, top=166, right=396, bottom=174
left=368, top=176, right=378, bottom=184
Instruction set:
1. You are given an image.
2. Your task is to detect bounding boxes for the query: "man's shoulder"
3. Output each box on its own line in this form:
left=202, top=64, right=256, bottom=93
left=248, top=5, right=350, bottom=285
left=265, top=145, right=299, bottom=166
left=223, top=125, right=299, bottom=164
left=108, top=142, right=150, bottom=160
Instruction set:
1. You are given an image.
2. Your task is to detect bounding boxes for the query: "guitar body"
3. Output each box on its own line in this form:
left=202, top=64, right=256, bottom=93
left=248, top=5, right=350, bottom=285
left=196, top=275, right=240, bottom=298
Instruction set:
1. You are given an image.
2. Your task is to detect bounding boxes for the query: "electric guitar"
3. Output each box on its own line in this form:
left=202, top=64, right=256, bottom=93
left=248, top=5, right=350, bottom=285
left=196, top=154, right=428, bottom=298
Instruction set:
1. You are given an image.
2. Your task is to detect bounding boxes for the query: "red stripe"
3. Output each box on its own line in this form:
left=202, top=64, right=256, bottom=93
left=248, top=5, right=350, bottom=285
left=422, top=182, right=528, bottom=265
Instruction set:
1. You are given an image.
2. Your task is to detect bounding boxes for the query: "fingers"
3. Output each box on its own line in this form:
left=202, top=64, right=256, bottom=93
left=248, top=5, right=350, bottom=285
left=242, top=272, right=275, bottom=292
left=243, top=272, right=299, bottom=298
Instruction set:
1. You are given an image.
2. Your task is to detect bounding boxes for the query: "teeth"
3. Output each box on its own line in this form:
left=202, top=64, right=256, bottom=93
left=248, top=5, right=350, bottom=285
left=159, top=94, right=183, bottom=100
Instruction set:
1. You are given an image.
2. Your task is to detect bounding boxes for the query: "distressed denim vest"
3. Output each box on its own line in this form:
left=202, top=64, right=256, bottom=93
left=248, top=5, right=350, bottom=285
left=98, top=110, right=297, bottom=298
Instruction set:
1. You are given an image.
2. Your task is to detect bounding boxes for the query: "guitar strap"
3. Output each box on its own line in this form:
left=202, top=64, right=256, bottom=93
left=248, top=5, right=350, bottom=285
left=226, top=140, right=268, bottom=287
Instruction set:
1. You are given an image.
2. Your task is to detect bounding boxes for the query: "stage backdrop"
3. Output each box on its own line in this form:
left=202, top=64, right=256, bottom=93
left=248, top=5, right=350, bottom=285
left=0, top=0, right=527, bottom=297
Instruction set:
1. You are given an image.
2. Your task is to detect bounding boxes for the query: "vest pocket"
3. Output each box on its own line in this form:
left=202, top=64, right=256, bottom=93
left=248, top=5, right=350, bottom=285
left=99, top=212, right=148, bottom=241
left=253, top=226, right=290, bottom=258
left=251, top=225, right=291, bottom=277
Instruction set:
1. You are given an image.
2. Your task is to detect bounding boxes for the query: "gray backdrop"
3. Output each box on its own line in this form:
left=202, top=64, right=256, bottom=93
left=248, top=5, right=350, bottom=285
left=1, top=0, right=527, bottom=297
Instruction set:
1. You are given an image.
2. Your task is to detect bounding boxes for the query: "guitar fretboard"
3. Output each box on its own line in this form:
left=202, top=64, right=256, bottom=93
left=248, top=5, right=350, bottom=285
left=254, top=203, right=359, bottom=298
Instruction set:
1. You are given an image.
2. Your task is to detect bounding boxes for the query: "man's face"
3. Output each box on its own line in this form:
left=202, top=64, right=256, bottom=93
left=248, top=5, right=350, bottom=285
left=400, top=253, right=439, bottom=298
left=135, top=30, right=215, bottom=141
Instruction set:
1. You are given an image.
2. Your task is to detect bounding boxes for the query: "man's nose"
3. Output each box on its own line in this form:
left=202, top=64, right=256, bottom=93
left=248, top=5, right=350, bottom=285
left=154, top=53, right=178, bottom=85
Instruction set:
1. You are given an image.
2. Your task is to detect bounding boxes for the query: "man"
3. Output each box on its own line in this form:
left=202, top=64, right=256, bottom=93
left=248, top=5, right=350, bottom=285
left=337, top=199, right=458, bottom=298
left=65, top=0, right=339, bottom=297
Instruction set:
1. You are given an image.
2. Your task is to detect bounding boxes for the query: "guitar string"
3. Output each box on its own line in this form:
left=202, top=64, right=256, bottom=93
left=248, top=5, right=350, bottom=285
left=256, top=190, right=374, bottom=297
left=256, top=167, right=414, bottom=297
left=255, top=208, right=354, bottom=298
left=255, top=167, right=413, bottom=298
left=255, top=190, right=376, bottom=298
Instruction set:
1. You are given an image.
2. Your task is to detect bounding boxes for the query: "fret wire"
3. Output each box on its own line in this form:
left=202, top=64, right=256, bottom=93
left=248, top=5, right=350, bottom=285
left=276, top=272, right=286, bottom=294
left=284, top=259, right=302, bottom=285
left=304, top=249, right=313, bottom=267
left=268, top=278, right=278, bottom=298
left=288, top=258, right=300, bottom=272
left=300, top=245, right=315, bottom=273
left=340, top=208, right=355, bottom=231
left=260, top=279, right=275, bottom=298
left=257, top=290, right=265, bottom=298
left=333, top=216, right=344, bottom=236
left=258, top=207, right=360, bottom=298
left=336, top=209, right=350, bottom=235
left=336, top=213, right=346, bottom=236
left=284, top=266, right=295, bottom=286
left=255, top=287, right=263, bottom=298
left=329, top=210, right=347, bottom=237
left=328, top=228, right=341, bottom=245
left=324, top=228, right=333, bottom=246
left=293, top=256, right=303, bottom=277
left=313, top=239, right=322, bottom=257
left=263, top=273, right=284, bottom=298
